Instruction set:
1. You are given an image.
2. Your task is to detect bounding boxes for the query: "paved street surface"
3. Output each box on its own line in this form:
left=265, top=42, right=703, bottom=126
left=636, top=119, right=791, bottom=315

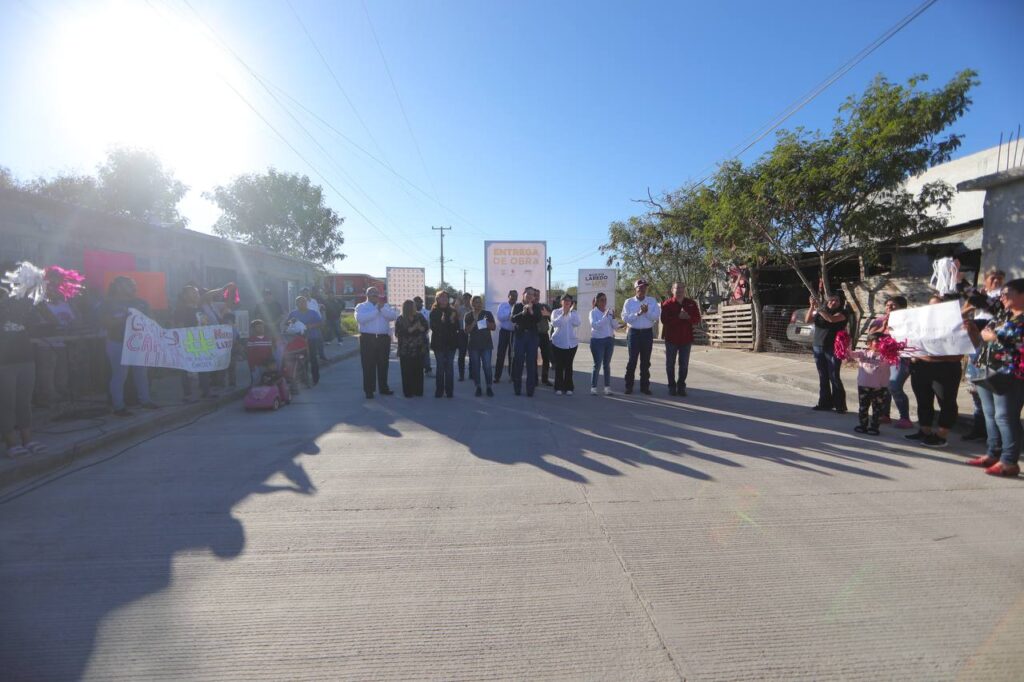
left=2, top=346, right=1022, bottom=680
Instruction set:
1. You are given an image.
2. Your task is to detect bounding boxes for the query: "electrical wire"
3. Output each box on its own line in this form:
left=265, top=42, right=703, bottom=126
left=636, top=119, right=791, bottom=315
left=682, top=0, right=941, bottom=193
left=359, top=0, right=441, bottom=202
left=172, top=0, right=429, bottom=267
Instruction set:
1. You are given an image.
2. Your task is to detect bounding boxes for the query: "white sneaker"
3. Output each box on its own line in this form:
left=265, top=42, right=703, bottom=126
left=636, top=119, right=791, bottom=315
left=603, top=386, right=613, bottom=395
left=566, top=390, right=573, bottom=396
left=554, top=390, right=563, bottom=396
left=590, top=387, right=598, bottom=395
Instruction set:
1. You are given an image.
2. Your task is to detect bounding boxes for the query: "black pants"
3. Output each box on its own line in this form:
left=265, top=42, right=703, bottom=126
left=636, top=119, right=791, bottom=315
left=360, top=333, right=391, bottom=395
left=495, top=329, right=514, bottom=380
left=399, top=355, right=424, bottom=397
left=910, top=360, right=961, bottom=430
left=858, top=386, right=889, bottom=429
left=552, top=345, right=577, bottom=392
left=625, top=328, right=654, bottom=391
left=538, top=333, right=552, bottom=383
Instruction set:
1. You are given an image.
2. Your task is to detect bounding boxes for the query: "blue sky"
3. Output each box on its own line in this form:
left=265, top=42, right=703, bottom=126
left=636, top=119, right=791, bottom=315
left=1, top=0, right=1022, bottom=292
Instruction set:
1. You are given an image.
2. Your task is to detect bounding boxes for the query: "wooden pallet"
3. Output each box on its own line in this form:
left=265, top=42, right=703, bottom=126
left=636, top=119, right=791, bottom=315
left=702, top=304, right=754, bottom=350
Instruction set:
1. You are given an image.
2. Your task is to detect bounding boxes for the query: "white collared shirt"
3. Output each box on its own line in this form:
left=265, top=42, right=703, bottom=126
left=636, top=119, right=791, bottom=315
left=622, top=295, right=660, bottom=329
left=496, top=301, right=515, bottom=331
left=354, top=299, right=398, bottom=334
left=550, top=308, right=580, bottom=349
left=590, top=307, right=616, bottom=339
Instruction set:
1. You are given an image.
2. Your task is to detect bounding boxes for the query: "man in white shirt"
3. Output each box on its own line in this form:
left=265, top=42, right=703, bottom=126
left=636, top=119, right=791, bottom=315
left=621, top=278, right=661, bottom=394
left=494, top=289, right=517, bottom=382
left=354, top=287, right=398, bottom=399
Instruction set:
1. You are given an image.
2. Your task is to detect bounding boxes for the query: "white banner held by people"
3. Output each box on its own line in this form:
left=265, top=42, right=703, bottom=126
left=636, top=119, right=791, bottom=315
left=886, top=300, right=975, bottom=357
left=121, top=308, right=234, bottom=371
left=576, top=268, right=617, bottom=342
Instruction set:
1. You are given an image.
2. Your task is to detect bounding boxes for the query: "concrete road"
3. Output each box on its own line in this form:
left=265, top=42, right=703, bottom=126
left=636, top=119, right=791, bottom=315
left=2, top=347, right=1022, bottom=681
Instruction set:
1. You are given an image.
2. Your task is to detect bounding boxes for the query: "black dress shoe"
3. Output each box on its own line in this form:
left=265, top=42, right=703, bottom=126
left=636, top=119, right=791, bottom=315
left=678, top=387, right=687, bottom=397
left=624, top=388, right=633, bottom=395
left=365, top=393, right=374, bottom=399
left=380, top=388, right=394, bottom=395
left=668, top=387, right=677, bottom=396
left=640, top=388, right=653, bottom=395
left=811, top=404, right=832, bottom=411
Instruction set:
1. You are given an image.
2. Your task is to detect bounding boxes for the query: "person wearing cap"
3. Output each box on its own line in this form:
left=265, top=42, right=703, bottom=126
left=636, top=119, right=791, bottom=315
left=355, top=286, right=398, bottom=399
left=494, top=289, right=518, bottom=382
left=622, top=278, right=660, bottom=395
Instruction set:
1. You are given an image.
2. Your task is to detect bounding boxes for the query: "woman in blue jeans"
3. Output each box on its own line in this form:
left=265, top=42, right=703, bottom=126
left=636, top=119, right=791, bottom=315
left=429, top=292, right=460, bottom=398
left=589, top=292, right=618, bottom=395
left=966, top=279, right=1024, bottom=477
left=806, top=293, right=849, bottom=412
left=464, top=295, right=495, bottom=397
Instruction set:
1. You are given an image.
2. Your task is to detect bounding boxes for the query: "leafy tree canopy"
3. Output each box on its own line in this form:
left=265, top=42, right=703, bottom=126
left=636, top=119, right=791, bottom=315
left=206, top=168, right=345, bottom=267
left=22, top=147, right=188, bottom=226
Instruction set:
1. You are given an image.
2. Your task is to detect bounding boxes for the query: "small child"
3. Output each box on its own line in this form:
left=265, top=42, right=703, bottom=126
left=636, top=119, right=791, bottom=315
left=847, top=332, right=891, bottom=435
left=247, top=319, right=277, bottom=385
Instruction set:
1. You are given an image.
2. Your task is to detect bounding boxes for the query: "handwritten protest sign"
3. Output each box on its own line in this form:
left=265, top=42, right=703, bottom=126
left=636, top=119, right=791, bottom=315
left=121, top=308, right=233, bottom=371
left=886, top=300, right=975, bottom=357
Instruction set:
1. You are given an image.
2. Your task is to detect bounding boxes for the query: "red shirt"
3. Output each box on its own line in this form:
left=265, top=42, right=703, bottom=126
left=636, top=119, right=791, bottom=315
left=660, top=297, right=701, bottom=345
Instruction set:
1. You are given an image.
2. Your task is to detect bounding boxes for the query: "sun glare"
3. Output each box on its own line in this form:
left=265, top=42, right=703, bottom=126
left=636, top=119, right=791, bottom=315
left=45, top=0, right=259, bottom=192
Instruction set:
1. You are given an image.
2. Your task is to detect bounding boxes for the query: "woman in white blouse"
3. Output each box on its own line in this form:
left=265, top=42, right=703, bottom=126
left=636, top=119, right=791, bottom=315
left=589, top=292, right=617, bottom=395
left=550, top=294, right=581, bottom=395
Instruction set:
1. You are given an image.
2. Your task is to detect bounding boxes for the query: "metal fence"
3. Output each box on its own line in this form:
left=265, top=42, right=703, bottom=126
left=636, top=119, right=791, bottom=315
left=761, top=305, right=814, bottom=354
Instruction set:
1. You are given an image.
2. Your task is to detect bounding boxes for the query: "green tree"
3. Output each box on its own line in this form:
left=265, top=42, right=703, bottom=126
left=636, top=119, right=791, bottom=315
left=206, top=168, right=345, bottom=267
left=96, top=147, right=188, bottom=225
left=601, top=188, right=715, bottom=301
left=741, top=70, right=977, bottom=298
left=0, top=166, right=17, bottom=190
left=22, top=147, right=188, bottom=226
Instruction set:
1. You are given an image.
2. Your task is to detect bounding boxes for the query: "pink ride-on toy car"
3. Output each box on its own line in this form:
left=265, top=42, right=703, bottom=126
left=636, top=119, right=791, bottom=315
left=244, top=333, right=291, bottom=411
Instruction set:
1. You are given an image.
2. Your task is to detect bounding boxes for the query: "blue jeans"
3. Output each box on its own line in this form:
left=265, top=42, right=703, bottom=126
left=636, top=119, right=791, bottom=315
left=512, top=330, right=539, bottom=395
left=469, top=348, right=493, bottom=388
left=625, top=327, right=654, bottom=391
left=106, top=339, right=150, bottom=410
left=976, top=380, right=1024, bottom=466
left=590, top=337, right=614, bottom=387
left=434, top=348, right=455, bottom=397
left=812, top=345, right=846, bottom=410
left=886, top=358, right=911, bottom=420
left=665, top=342, right=692, bottom=390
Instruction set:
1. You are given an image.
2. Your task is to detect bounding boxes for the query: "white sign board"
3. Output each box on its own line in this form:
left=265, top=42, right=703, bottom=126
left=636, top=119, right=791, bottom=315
left=886, top=300, right=975, bottom=357
left=121, top=309, right=233, bottom=371
left=576, top=269, right=617, bottom=342
left=386, top=267, right=426, bottom=307
left=484, top=240, right=547, bottom=315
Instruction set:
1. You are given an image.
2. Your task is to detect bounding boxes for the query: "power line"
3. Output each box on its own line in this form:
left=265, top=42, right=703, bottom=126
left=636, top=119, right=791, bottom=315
left=170, top=0, right=427, bottom=266
left=682, top=0, right=941, bottom=193
left=360, top=0, right=441, bottom=201
left=284, top=0, right=394, bottom=171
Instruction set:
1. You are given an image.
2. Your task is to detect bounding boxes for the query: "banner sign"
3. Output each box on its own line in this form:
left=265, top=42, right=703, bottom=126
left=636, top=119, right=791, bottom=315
left=886, top=300, right=975, bottom=357
left=576, top=268, right=617, bottom=342
left=121, top=309, right=234, bottom=371
left=386, top=267, right=426, bottom=307
left=484, top=240, right=546, bottom=312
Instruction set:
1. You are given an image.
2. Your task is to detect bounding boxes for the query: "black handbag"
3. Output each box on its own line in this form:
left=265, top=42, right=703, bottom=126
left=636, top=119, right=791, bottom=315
left=969, top=344, right=1014, bottom=394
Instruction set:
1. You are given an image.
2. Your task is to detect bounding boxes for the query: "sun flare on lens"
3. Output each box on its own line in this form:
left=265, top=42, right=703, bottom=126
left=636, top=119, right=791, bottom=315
left=45, top=0, right=258, bottom=190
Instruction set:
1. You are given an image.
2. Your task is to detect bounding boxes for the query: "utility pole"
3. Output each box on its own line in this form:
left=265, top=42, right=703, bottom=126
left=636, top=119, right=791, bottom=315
left=546, top=256, right=552, bottom=295
left=432, top=225, right=451, bottom=289
left=463, top=269, right=467, bottom=294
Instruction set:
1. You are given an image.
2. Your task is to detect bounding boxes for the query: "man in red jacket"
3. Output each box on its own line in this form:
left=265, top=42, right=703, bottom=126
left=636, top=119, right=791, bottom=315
left=660, top=282, right=702, bottom=396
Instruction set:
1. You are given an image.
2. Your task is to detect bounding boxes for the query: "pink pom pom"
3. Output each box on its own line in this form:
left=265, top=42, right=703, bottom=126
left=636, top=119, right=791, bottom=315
left=875, top=334, right=907, bottom=365
left=45, top=266, right=86, bottom=300
left=833, top=330, right=851, bottom=360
